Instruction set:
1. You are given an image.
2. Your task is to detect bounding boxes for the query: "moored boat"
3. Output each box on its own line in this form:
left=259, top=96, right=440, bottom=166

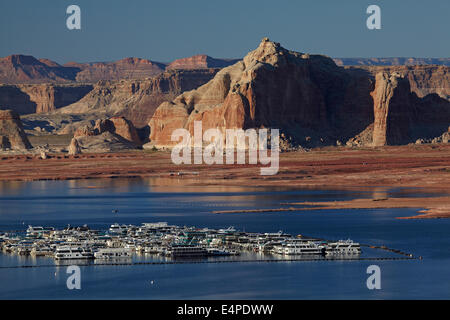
left=94, top=248, right=132, bottom=259
left=325, top=240, right=361, bottom=255
left=54, top=246, right=94, bottom=260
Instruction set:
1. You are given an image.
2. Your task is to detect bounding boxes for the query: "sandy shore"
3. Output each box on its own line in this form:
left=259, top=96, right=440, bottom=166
left=212, top=197, right=450, bottom=219
left=0, top=144, right=449, bottom=219
left=289, top=197, right=450, bottom=219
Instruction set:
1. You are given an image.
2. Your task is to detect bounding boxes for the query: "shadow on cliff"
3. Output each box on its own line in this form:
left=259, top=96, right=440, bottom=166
left=0, top=86, right=37, bottom=114
left=405, top=92, right=450, bottom=143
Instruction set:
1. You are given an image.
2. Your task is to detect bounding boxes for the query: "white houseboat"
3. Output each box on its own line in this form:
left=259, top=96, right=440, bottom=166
left=325, top=240, right=361, bottom=255
left=94, top=248, right=132, bottom=259
left=54, top=246, right=94, bottom=260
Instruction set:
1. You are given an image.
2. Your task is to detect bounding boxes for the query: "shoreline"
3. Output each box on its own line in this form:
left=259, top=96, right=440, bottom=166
left=0, top=144, right=449, bottom=219
left=212, top=197, right=450, bottom=220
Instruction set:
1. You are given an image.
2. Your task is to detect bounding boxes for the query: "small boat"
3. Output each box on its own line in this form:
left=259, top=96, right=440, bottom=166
left=325, top=240, right=361, bottom=255
left=271, top=239, right=325, bottom=255
left=94, top=248, right=132, bottom=259
left=218, top=226, right=236, bottom=234
left=31, top=246, right=53, bottom=256
left=206, top=248, right=234, bottom=256
left=17, top=246, right=32, bottom=256
left=108, top=223, right=128, bottom=234
left=54, top=246, right=94, bottom=260
left=143, top=246, right=160, bottom=254
left=164, top=244, right=208, bottom=257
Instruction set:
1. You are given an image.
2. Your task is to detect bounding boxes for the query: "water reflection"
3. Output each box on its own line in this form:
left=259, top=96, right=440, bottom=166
left=371, top=187, right=389, bottom=200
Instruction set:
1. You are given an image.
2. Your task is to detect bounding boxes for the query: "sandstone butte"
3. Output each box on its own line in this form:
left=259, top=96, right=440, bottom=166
left=73, top=116, right=141, bottom=146
left=148, top=38, right=450, bottom=148
left=0, top=109, right=32, bottom=150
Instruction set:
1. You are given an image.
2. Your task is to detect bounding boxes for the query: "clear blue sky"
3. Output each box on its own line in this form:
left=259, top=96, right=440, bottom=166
left=0, top=0, right=448, bottom=64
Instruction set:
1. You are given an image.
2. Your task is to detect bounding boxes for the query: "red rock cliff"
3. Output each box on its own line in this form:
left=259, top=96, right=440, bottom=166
left=58, top=69, right=219, bottom=127
left=149, top=38, right=450, bottom=148
left=149, top=38, right=368, bottom=147
left=0, top=109, right=32, bottom=150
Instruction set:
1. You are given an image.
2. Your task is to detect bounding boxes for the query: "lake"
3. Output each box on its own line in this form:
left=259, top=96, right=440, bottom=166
left=0, top=178, right=449, bottom=299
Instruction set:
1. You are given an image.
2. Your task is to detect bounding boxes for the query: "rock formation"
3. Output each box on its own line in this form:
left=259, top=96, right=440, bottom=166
left=0, top=84, right=93, bottom=115
left=371, top=71, right=450, bottom=146
left=73, top=125, right=96, bottom=138
left=149, top=38, right=450, bottom=149
left=94, top=117, right=141, bottom=145
left=70, top=117, right=141, bottom=153
left=0, top=55, right=164, bottom=84
left=0, top=55, right=78, bottom=84
left=371, top=73, right=413, bottom=146
left=40, top=150, right=48, bottom=159
left=1, top=43, right=449, bottom=149
left=149, top=38, right=364, bottom=147
left=17, top=84, right=93, bottom=113
left=68, top=138, right=82, bottom=155
left=334, top=57, right=450, bottom=67
left=64, top=57, right=166, bottom=82
left=167, top=55, right=240, bottom=70
left=0, top=85, right=37, bottom=114
left=73, top=116, right=141, bottom=146
left=0, top=135, right=10, bottom=150
left=357, top=65, right=450, bottom=101
left=0, top=110, right=32, bottom=150
left=56, top=69, right=219, bottom=127
left=75, top=132, right=138, bottom=153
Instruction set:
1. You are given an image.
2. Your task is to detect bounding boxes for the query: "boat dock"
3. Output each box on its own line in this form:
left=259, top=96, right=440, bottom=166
left=0, top=222, right=420, bottom=266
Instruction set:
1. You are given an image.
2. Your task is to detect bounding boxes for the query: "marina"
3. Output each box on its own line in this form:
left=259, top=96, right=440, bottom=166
left=0, top=222, right=366, bottom=261
left=0, top=221, right=419, bottom=266
left=0, top=180, right=441, bottom=299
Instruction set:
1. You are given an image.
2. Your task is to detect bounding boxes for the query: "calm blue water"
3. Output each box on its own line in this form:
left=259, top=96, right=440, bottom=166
left=0, top=178, right=449, bottom=299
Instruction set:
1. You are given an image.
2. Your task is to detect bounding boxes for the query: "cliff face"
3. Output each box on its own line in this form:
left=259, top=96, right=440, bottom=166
left=371, top=72, right=450, bottom=146
left=0, top=55, right=166, bottom=84
left=0, top=55, right=79, bottom=84
left=0, top=110, right=32, bottom=150
left=1, top=47, right=448, bottom=147
left=65, top=58, right=166, bottom=82
left=0, top=69, right=216, bottom=122
left=371, top=73, right=415, bottom=146
left=18, top=84, right=93, bottom=113
left=0, top=84, right=93, bottom=114
left=0, top=85, right=37, bottom=114
left=167, top=55, right=240, bottom=70
left=334, top=57, right=450, bottom=67
left=357, top=65, right=450, bottom=100
left=149, top=38, right=371, bottom=147
left=57, top=69, right=219, bottom=127
left=149, top=39, right=450, bottom=148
